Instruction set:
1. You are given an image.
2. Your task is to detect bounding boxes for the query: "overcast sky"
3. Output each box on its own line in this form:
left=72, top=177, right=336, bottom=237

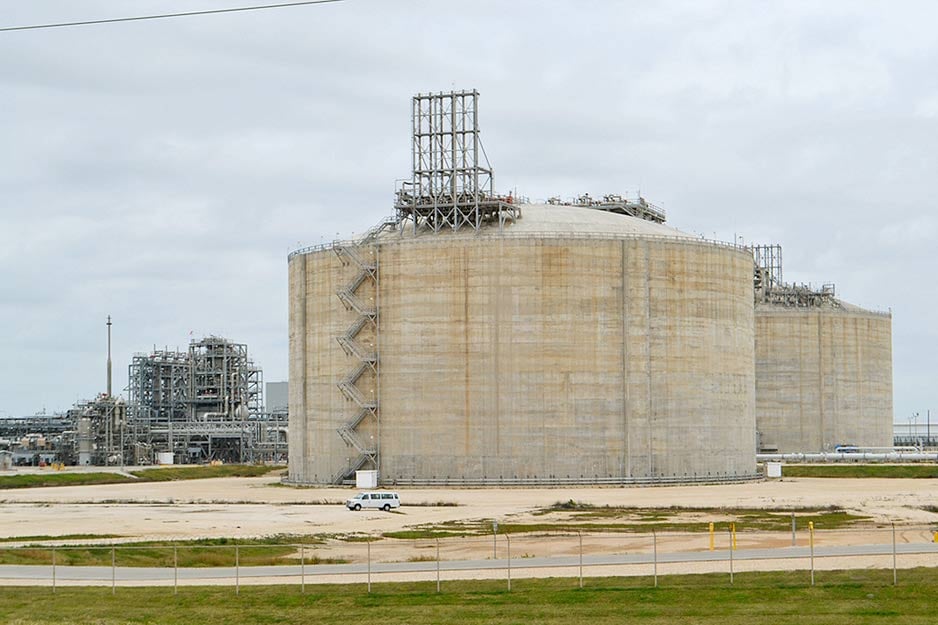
left=1, top=1, right=934, bottom=424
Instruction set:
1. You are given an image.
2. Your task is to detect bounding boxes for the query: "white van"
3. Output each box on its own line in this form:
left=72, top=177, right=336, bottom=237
left=346, top=491, right=401, bottom=511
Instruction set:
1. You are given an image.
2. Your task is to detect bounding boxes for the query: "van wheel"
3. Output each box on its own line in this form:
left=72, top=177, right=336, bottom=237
left=382, top=503, right=391, bottom=512
left=353, top=503, right=361, bottom=511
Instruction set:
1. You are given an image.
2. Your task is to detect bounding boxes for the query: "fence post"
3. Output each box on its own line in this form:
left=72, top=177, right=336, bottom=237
left=506, top=534, right=511, bottom=592
left=578, top=532, right=583, bottom=589
left=301, top=544, right=305, bottom=594
left=235, top=545, right=240, bottom=595
left=367, top=540, right=371, bottom=594
left=809, top=521, right=815, bottom=586
left=728, top=530, right=734, bottom=585
left=111, top=546, right=116, bottom=595
left=652, top=529, right=658, bottom=588
left=436, top=538, right=441, bottom=593
left=52, top=547, right=56, bottom=595
left=492, top=521, right=498, bottom=560
left=892, top=523, right=897, bottom=586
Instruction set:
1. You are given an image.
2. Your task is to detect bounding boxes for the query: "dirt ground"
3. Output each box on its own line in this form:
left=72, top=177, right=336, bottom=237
left=0, top=469, right=937, bottom=584
left=1, top=470, right=936, bottom=543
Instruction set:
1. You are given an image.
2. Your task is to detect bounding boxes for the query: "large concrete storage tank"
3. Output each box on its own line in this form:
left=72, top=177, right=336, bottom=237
left=754, top=298, right=893, bottom=453
left=288, top=204, right=758, bottom=485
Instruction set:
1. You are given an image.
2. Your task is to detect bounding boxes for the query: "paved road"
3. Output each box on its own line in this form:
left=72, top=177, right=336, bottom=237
left=1, top=541, right=936, bottom=584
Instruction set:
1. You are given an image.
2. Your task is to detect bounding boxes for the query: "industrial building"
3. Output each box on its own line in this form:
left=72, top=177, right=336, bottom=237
left=127, top=336, right=286, bottom=464
left=751, top=246, right=893, bottom=453
left=287, top=90, right=760, bottom=485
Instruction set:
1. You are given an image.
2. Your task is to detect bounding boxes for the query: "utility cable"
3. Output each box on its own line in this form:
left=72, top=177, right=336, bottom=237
left=0, top=0, right=344, bottom=33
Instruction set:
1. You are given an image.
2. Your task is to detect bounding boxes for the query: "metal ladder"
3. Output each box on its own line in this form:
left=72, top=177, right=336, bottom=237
left=331, top=216, right=398, bottom=484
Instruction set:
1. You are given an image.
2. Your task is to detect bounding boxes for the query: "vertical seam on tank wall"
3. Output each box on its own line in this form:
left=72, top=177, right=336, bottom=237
left=494, top=239, right=501, bottom=457
left=621, top=239, right=630, bottom=478
left=375, top=244, right=382, bottom=480
left=817, top=312, right=824, bottom=451
left=463, top=245, right=470, bottom=459
left=645, top=240, right=653, bottom=476
left=887, top=316, right=893, bottom=434
left=300, top=254, right=309, bottom=480
left=855, top=319, right=862, bottom=438
left=797, top=315, right=804, bottom=451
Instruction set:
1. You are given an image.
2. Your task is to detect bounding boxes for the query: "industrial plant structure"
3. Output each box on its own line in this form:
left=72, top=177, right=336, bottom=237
left=0, top=330, right=287, bottom=466
left=127, top=336, right=286, bottom=464
left=288, top=90, right=762, bottom=485
left=751, top=246, right=893, bottom=453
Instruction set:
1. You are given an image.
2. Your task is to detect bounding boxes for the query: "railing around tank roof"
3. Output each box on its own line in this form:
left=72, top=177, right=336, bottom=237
left=289, top=230, right=751, bottom=261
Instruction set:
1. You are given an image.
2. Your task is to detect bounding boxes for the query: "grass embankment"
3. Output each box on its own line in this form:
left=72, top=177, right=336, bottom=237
left=1, top=569, right=936, bottom=624
left=781, top=465, right=938, bottom=479
left=0, top=464, right=281, bottom=489
left=0, top=534, right=120, bottom=544
left=382, top=505, right=869, bottom=539
left=0, top=536, right=343, bottom=567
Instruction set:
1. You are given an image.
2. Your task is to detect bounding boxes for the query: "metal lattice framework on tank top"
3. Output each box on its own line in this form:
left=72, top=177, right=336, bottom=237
left=394, top=90, right=519, bottom=234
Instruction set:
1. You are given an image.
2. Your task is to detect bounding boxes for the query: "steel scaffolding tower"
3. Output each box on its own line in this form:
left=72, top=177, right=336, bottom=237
left=394, top=89, right=520, bottom=234
left=752, top=244, right=783, bottom=291
left=751, top=243, right=838, bottom=308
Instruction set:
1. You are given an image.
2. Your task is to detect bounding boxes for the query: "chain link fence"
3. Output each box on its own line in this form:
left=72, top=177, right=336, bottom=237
left=2, top=525, right=936, bottom=593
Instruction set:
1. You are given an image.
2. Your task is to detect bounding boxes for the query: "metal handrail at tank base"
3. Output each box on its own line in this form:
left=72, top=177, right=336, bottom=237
left=365, top=473, right=762, bottom=487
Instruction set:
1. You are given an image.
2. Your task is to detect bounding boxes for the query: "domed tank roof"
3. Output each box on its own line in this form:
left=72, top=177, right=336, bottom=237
left=501, top=204, right=694, bottom=239
left=372, top=203, right=698, bottom=242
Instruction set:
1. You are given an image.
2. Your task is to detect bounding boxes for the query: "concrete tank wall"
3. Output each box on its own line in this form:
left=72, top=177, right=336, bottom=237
left=754, top=304, right=893, bottom=453
left=289, top=226, right=757, bottom=484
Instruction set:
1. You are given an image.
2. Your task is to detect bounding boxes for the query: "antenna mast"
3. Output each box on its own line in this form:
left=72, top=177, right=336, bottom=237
left=106, top=315, right=113, bottom=397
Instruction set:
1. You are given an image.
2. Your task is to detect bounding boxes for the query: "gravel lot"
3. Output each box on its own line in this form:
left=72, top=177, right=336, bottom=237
left=0, top=470, right=936, bottom=543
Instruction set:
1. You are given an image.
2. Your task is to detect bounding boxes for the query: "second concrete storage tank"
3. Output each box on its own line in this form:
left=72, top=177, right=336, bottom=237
left=755, top=299, right=893, bottom=453
left=288, top=205, right=758, bottom=485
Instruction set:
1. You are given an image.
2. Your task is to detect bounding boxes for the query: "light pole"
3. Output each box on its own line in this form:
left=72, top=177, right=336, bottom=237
left=925, top=409, right=932, bottom=447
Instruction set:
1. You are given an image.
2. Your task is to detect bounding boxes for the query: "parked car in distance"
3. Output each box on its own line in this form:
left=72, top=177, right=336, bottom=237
left=346, top=491, right=401, bottom=511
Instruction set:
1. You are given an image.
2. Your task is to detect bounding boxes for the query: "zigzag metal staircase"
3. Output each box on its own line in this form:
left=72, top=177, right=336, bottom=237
left=331, top=216, right=398, bottom=484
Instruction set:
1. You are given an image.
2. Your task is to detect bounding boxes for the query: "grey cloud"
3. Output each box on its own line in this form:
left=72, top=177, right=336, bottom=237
left=0, top=0, right=934, bottom=422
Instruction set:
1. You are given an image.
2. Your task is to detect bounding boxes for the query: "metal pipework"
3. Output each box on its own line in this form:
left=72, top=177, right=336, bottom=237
left=757, top=452, right=938, bottom=463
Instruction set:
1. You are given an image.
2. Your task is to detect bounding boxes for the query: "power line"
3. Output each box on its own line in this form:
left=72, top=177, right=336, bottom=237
left=0, top=0, right=344, bottom=33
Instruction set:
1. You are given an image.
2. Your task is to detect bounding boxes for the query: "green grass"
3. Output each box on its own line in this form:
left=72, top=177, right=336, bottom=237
left=0, top=464, right=282, bottom=489
left=0, top=535, right=341, bottom=567
left=0, top=534, right=120, bottom=544
left=1, top=568, right=937, bottom=624
left=0, top=545, right=322, bottom=568
left=383, top=506, right=870, bottom=539
left=130, top=464, right=281, bottom=481
left=0, top=472, right=136, bottom=489
left=780, top=465, right=938, bottom=479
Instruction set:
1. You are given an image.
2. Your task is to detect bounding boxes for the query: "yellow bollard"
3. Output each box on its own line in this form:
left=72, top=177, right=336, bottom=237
left=731, top=523, right=737, bottom=551
left=933, top=531, right=938, bottom=544
left=709, top=522, right=714, bottom=551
